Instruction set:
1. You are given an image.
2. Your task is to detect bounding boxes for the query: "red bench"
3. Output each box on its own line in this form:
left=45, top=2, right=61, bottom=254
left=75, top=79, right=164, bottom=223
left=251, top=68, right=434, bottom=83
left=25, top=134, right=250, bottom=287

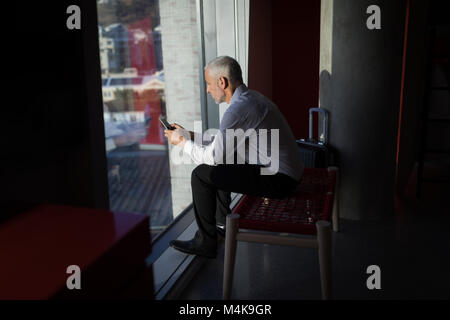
left=223, top=167, right=339, bottom=300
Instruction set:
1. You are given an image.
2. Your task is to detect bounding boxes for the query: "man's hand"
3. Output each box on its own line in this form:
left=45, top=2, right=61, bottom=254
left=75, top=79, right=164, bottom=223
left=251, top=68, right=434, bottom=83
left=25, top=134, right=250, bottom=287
left=171, top=123, right=195, bottom=140
left=164, top=123, right=190, bottom=147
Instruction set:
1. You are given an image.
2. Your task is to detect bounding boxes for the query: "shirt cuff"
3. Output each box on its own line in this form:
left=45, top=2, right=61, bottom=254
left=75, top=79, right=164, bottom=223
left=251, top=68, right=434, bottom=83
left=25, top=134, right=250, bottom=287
left=183, top=139, right=194, bottom=157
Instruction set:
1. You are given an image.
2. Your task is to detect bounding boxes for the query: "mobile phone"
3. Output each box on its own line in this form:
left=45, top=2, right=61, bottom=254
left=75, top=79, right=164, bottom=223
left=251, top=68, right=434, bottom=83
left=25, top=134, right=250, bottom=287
left=159, top=116, right=175, bottom=130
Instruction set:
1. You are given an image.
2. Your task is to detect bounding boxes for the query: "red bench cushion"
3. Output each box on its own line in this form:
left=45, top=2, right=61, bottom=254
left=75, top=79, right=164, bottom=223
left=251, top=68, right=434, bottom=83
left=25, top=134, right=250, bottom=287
left=232, top=168, right=336, bottom=235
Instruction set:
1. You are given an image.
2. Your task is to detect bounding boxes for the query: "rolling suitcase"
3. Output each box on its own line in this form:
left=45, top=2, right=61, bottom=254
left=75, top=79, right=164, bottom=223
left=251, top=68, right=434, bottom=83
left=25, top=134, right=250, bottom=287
left=297, top=108, right=334, bottom=168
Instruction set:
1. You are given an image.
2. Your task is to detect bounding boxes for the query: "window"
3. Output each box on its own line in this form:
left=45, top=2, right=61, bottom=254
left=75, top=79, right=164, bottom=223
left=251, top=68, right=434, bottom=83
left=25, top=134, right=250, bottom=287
left=96, top=0, right=203, bottom=240
left=94, top=0, right=249, bottom=298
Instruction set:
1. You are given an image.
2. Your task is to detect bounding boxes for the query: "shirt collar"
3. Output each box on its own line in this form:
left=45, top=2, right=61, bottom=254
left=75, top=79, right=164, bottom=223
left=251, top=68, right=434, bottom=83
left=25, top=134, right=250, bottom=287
left=229, top=84, right=248, bottom=105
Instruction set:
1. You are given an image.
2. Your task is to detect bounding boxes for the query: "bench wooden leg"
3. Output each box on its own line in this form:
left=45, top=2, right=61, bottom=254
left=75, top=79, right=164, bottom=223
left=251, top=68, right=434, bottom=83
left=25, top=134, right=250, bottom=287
left=316, top=220, right=332, bottom=300
left=223, top=213, right=240, bottom=300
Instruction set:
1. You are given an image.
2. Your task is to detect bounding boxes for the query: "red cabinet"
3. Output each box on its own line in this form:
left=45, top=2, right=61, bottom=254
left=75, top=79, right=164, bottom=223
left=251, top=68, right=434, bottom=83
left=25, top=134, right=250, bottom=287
left=0, top=204, right=153, bottom=299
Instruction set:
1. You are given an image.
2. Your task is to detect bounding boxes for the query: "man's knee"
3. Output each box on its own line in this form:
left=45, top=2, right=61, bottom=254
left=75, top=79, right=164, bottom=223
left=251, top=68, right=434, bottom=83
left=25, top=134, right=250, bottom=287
left=191, top=164, right=213, bottom=184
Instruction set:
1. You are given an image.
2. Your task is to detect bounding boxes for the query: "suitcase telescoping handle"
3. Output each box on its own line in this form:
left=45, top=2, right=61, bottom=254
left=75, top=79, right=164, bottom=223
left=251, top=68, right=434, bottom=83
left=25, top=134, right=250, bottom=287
left=309, top=108, right=328, bottom=144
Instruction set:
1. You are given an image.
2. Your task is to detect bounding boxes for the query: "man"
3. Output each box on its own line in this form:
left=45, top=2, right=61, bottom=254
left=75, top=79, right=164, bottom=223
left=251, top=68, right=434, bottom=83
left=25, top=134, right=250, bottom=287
left=164, top=56, right=304, bottom=258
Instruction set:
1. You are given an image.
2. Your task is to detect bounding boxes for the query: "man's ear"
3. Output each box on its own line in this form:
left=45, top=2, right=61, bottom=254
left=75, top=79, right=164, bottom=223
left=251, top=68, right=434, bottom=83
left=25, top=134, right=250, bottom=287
left=218, top=76, right=229, bottom=89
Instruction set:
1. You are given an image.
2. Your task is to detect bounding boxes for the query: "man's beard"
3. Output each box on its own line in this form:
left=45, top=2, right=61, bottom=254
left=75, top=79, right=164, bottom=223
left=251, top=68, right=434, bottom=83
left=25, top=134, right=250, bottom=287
left=214, top=86, right=226, bottom=104
left=214, top=96, right=225, bottom=104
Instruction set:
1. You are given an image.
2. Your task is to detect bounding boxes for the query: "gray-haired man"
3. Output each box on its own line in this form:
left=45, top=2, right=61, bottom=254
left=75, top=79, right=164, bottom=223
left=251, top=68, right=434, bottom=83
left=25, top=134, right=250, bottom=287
left=165, top=56, right=303, bottom=258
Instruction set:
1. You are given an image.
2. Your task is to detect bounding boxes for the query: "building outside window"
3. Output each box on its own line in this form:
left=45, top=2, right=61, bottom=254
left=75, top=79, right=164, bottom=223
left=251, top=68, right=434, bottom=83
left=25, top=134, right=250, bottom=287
left=96, top=0, right=202, bottom=240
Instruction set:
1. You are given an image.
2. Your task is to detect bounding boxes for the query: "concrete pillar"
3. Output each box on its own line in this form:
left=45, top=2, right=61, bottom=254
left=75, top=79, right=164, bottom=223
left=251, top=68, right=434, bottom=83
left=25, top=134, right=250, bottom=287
left=160, top=0, right=202, bottom=217
left=319, top=0, right=406, bottom=220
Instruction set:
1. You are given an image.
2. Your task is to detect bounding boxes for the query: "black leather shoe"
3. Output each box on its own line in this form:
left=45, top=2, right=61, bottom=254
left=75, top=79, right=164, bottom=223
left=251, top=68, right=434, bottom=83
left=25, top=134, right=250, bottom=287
left=169, top=238, right=217, bottom=259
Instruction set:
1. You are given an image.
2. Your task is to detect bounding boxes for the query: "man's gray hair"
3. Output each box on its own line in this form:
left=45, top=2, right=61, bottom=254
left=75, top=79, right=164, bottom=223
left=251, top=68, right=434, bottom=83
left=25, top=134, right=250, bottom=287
left=205, top=56, right=243, bottom=85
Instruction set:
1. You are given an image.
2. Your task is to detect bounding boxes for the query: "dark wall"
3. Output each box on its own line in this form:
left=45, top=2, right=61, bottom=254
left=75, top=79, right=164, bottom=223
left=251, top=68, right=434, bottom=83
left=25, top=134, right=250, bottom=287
left=248, top=0, right=273, bottom=100
left=249, top=0, right=321, bottom=140
left=396, top=0, right=429, bottom=194
left=396, top=0, right=450, bottom=194
left=4, top=1, right=108, bottom=216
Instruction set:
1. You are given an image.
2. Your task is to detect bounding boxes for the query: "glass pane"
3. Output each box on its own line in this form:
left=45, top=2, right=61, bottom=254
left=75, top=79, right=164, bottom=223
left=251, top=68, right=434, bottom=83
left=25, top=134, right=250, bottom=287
left=96, top=0, right=202, bottom=240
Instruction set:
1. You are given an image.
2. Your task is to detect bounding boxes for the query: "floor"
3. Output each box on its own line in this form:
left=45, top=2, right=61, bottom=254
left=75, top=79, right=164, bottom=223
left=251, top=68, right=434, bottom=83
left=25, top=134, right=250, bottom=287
left=177, top=165, right=450, bottom=300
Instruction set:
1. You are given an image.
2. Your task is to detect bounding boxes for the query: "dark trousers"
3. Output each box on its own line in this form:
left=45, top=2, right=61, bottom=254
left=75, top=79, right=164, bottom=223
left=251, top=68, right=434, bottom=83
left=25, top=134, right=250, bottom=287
left=191, top=164, right=300, bottom=246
